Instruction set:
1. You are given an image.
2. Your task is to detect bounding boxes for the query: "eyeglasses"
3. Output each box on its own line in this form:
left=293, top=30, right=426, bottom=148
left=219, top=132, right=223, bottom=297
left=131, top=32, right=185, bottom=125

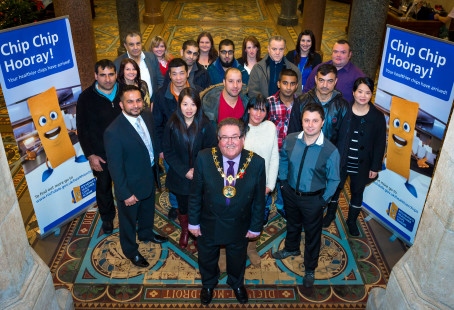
left=218, top=135, right=242, bottom=142
left=220, top=50, right=234, bottom=56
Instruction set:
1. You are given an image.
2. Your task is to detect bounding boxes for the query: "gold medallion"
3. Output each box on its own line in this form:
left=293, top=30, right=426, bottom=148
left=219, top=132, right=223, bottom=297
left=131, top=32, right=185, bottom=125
left=223, top=185, right=236, bottom=198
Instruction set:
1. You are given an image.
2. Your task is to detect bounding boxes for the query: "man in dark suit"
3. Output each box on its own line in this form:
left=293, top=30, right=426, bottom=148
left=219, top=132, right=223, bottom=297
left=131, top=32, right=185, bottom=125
left=114, top=31, right=164, bottom=102
left=104, top=85, right=168, bottom=268
left=188, top=117, right=266, bottom=305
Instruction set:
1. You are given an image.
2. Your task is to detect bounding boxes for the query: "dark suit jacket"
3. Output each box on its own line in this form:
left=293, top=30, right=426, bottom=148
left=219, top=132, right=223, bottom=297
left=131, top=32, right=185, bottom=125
left=188, top=148, right=266, bottom=244
left=114, top=52, right=164, bottom=102
left=104, top=111, right=160, bottom=201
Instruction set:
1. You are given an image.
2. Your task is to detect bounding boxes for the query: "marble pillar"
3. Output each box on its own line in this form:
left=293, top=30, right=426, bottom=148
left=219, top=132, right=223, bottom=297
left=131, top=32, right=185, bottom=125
left=347, top=0, right=388, bottom=78
left=116, top=0, right=140, bottom=56
left=0, top=134, right=73, bottom=310
left=53, top=0, right=97, bottom=90
left=143, top=0, right=164, bottom=25
left=301, top=0, right=326, bottom=53
left=367, top=102, right=454, bottom=308
left=278, top=0, right=299, bottom=26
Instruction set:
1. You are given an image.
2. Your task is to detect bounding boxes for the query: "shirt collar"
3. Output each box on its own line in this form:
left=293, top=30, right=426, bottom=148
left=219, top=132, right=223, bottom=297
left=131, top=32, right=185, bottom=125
left=297, top=130, right=325, bottom=146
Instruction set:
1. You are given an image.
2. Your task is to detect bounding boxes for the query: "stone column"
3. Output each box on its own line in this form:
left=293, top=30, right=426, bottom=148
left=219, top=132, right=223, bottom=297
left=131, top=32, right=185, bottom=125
left=53, top=0, right=97, bottom=90
left=301, top=0, right=326, bottom=52
left=116, top=0, right=140, bottom=56
left=347, top=0, right=388, bottom=77
left=278, top=0, right=298, bottom=26
left=143, top=0, right=164, bottom=25
left=0, top=135, right=73, bottom=310
left=367, top=107, right=454, bottom=308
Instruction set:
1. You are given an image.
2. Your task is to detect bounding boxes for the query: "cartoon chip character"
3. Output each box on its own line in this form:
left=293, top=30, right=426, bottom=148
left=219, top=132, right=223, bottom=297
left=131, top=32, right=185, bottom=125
left=27, top=87, right=86, bottom=181
left=386, top=97, right=419, bottom=180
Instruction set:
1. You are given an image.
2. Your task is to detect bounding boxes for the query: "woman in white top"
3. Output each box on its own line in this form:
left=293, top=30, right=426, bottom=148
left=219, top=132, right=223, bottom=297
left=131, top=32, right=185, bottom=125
left=241, top=94, right=279, bottom=266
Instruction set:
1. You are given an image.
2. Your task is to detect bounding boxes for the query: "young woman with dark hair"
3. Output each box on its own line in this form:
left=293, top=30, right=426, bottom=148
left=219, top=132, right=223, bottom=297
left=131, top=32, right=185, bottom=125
left=163, top=87, right=217, bottom=248
left=197, top=31, right=218, bottom=69
left=285, top=30, right=322, bottom=88
left=117, top=58, right=152, bottom=111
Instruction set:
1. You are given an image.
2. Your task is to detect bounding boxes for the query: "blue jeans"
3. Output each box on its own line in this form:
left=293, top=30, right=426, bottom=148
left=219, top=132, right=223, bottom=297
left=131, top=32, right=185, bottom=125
left=164, top=160, right=178, bottom=209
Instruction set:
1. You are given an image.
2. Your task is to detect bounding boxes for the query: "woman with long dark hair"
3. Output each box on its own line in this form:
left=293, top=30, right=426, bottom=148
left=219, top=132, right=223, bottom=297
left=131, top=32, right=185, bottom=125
left=238, top=36, right=262, bottom=74
left=241, top=94, right=279, bottom=266
left=322, top=77, right=386, bottom=236
left=197, top=31, right=218, bottom=69
left=285, top=30, right=322, bottom=89
left=163, top=87, right=217, bottom=248
left=117, top=58, right=152, bottom=111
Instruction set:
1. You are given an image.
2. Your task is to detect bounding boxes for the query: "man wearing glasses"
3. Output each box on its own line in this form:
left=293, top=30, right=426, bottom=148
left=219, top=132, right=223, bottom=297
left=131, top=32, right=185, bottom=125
left=207, top=39, right=249, bottom=84
left=189, top=117, right=265, bottom=305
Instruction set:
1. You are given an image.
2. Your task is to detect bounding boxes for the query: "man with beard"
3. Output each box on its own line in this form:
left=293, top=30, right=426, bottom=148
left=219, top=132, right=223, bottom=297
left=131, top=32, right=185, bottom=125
left=207, top=39, right=249, bottom=84
left=202, top=68, right=249, bottom=124
left=104, top=85, right=168, bottom=268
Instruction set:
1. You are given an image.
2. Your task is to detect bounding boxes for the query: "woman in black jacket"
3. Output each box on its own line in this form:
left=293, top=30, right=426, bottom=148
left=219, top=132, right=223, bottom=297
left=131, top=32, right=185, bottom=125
left=163, top=87, right=217, bottom=248
left=322, top=77, right=387, bottom=236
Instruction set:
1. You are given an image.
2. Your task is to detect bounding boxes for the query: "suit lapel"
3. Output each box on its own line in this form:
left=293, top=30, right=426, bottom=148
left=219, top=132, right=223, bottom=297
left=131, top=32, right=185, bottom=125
left=120, top=114, right=146, bottom=148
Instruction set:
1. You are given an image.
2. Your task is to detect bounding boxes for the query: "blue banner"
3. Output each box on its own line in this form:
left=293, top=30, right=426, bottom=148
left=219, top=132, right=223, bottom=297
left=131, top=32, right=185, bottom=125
left=0, top=18, right=95, bottom=237
left=0, top=18, right=74, bottom=89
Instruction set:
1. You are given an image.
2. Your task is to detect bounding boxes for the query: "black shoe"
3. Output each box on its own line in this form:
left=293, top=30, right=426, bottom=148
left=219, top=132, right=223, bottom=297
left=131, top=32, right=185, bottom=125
left=200, top=287, right=214, bottom=305
left=232, top=286, right=248, bottom=304
left=272, top=249, right=301, bottom=260
left=168, top=207, right=178, bottom=220
left=303, top=272, right=315, bottom=288
left=102, top=220, right=113, bottom=234
left=263, top=208, right=270, bottom=226
left=129, top=253, right=149, bottom=268
left=140, top=234, right=168, bottom=244
left=276, top=208, right=287, bottom=220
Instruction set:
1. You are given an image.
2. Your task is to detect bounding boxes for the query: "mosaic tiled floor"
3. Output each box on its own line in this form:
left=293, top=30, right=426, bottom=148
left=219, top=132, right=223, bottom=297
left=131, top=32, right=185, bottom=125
left=50, top=182, right=390, bottom=308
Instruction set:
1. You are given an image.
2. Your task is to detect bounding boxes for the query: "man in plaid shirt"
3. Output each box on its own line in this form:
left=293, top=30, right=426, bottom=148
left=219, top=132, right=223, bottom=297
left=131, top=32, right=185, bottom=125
left=266, top=68, right=299, bottom=221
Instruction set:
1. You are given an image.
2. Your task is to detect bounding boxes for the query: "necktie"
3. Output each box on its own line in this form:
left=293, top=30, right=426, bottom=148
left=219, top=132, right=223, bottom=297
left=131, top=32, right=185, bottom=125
left=135, top=118, right=154, bottom=166
left=226, top=160, right=235, bottom=205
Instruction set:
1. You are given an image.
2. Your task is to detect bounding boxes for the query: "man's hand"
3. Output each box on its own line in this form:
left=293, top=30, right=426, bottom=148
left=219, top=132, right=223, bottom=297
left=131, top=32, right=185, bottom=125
left=369, top=170, right=378, bottom=178
left=185, top=168, right=194, bottom=180
left=189, top=227, right=202, bottom=237
left=246, top=231, right=260, bottom=238
left=159, top=152, right=164, bottom=159
left=265, top=187, right=272, bottom=195
left=124, top=195, right=139, bottom=206
left=88, top=155, right=106, bottom=172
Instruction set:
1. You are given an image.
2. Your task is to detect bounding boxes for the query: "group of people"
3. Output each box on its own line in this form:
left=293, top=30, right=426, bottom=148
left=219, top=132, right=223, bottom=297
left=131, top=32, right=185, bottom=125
left=76, top=29, right=387, bottom=305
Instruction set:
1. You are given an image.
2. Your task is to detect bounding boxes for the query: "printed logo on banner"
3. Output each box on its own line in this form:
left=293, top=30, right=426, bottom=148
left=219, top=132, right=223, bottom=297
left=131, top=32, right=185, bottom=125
left=382, top=27, right=452, bottom=101
left=0, top=18, right=74, bottom=89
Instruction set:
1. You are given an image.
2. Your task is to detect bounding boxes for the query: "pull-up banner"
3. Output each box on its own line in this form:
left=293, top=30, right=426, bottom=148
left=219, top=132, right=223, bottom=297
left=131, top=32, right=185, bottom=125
left=0, top=17, right=96, bottom=237
left=363, top=25, right=454, bottom=245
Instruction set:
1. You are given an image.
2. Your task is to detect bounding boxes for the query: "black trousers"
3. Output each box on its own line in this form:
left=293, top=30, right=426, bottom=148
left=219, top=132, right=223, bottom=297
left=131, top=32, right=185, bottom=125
left=197, top=234, right=248, bottom=289
left=93, top=161, right=116, bottom=222
left=174, top=193, right=189, bottom=215
left=117, top=190, right=156, bottom=258
left=281, top=183, right=324, bottom=272
left=332, top=171, right=367, bottom=207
